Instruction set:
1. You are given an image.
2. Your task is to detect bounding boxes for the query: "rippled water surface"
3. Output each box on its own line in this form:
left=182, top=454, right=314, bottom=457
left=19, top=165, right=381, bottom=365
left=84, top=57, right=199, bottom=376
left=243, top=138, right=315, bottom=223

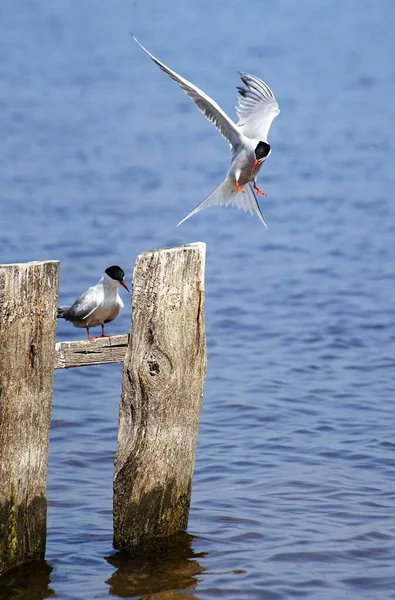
left=1, top=0, right=395, bottom=598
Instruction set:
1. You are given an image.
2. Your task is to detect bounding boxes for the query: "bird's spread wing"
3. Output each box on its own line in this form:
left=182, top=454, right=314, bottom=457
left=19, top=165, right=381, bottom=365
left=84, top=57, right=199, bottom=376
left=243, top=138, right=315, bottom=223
left=67, top=286, right=103, bottom=322
left=236, top=72, right=279, bottom=142
left=132, top=35, right=243, bottom=149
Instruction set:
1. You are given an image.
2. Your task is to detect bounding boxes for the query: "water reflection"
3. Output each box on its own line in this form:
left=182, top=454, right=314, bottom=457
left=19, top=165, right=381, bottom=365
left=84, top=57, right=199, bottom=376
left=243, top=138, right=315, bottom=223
left=105, top=532, right=206, bottom=599
left=0, top=560, right=55, bottom=600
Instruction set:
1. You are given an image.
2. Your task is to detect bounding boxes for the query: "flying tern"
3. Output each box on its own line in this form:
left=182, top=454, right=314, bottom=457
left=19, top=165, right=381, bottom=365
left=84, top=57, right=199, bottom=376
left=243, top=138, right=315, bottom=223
left=132, top=35, right=280, bottom=227
left=57, top=265, right=130, bottom=340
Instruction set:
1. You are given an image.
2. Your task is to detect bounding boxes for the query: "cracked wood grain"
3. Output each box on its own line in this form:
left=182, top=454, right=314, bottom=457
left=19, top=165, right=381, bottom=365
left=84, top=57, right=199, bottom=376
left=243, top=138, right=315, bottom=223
left=113, top=242, right=207, bottom=549
left=0, top=260, right=59, bottom=575
left=54, top=334, right=129, bottom=369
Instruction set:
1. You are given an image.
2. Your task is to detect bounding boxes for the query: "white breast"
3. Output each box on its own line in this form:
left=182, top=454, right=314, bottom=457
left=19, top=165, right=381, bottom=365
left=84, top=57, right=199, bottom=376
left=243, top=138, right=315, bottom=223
left=85, top=277, right=124, bottom=327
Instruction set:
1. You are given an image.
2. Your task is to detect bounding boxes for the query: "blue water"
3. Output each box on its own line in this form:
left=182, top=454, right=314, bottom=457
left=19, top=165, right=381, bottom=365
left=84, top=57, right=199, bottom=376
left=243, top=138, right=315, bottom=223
left=1, top=0, right=395, bottom=598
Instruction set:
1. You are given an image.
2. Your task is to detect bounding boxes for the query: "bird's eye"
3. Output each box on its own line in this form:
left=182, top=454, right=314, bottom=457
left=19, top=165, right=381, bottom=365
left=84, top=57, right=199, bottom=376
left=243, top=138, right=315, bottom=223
left=255, top=142, right=271, bottom=160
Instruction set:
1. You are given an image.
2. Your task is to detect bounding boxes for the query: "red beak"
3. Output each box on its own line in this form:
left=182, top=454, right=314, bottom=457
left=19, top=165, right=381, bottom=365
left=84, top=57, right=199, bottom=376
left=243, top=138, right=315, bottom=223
left=252, top=159, right=260, bottom=172
left=121, top=280, right=130, bottom=293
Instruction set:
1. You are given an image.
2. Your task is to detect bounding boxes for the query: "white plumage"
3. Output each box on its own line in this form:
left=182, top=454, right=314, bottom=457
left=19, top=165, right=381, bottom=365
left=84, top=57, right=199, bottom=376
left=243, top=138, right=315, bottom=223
left=57, top=266, right=129, bottom=340
left=132, top=35, right=280, bottom=227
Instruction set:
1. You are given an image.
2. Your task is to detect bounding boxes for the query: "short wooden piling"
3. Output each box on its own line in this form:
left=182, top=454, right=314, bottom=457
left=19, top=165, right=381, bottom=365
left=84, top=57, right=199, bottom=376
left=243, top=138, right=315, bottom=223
left=0, top=261, right=59, bottom=575
left=113, top=242, right=207, bottom=548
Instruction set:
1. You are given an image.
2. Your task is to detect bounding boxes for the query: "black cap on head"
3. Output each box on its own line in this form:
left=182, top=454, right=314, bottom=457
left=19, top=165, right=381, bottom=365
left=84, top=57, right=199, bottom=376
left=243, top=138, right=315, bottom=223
left=255, top=141, right=271, bottom=160
left=105, top=265, right=126, bottom=282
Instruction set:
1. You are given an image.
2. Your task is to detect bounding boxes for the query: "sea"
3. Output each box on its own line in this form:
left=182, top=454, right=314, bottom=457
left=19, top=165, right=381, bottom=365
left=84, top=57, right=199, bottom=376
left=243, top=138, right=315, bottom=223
left=1, top=0, right=394, bottom=598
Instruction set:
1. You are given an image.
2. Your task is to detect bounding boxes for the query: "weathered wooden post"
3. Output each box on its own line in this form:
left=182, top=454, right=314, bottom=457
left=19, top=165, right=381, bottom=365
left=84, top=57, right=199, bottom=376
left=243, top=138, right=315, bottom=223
left=0, top=261, right=59, bottom=575
left=114, top=242, right=206, bottom=548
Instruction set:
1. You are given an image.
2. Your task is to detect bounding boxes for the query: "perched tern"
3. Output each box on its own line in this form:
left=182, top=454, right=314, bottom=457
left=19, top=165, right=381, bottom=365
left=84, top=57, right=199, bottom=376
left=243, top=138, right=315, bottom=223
left=132, top=35, right=280, bottom=227
left=57, top=265, right=130, bottom=340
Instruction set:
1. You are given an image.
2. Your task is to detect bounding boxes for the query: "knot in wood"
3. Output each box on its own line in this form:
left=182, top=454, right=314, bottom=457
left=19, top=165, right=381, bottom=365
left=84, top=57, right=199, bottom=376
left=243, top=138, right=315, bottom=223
left=148, top=360, right=160, bottom=376
left=28, top=343, right=36, bottom=370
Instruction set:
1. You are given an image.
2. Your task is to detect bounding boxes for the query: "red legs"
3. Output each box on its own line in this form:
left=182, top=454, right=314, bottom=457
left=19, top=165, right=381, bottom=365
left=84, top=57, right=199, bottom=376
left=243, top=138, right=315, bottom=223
left=253, top=181, right=267, bottom=196
left=99, top=323, right=109, bottom=338
left=235, top=180, right=266, bottom=195
left=86, top=324, right=108, bottom=340
left=86, top=327, right=94, bottom=341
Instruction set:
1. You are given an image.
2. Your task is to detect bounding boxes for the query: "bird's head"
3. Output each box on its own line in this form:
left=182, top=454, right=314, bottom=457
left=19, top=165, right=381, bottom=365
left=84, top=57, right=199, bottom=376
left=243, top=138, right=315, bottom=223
left=253, top=141, right=271, bottom=171
left=105, top=265, right=130, bottom=292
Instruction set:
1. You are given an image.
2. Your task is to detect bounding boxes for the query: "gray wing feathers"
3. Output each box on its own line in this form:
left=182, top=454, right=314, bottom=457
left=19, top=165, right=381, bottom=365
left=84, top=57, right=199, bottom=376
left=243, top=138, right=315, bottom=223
left=62, top=287, right=103, bottom=322
left=132, top=35, right=242, bottom=149
left=236, top=72, right=279, bottom=141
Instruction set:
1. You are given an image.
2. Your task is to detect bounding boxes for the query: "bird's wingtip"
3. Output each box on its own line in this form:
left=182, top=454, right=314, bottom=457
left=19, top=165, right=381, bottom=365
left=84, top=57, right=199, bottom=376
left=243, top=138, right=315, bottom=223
left=129, top=32, right=144, bottom=48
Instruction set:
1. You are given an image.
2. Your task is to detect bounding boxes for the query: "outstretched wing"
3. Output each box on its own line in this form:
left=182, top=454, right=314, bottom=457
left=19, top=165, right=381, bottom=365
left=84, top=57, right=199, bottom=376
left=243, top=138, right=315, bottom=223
left=132, top=34, right=243, bottom=149
left=236, top=72, right=279, bottom=142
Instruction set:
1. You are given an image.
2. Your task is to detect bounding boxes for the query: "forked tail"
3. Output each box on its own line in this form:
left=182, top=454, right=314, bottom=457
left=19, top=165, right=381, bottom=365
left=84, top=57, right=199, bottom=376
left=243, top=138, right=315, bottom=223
left=177, top=180, right=267, bottom=228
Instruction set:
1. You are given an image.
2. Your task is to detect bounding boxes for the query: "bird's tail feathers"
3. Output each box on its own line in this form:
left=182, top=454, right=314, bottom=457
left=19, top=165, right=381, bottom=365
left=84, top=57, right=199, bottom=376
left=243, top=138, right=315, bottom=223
left=57, top=306, right=70, bottom=319
left=177, top=180, right=267, bottom=228
left=233, top=183, right=268, bottom=228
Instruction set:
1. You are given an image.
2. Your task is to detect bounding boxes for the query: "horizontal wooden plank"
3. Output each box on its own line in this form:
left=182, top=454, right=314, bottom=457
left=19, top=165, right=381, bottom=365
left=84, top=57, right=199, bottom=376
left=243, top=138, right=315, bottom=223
left=55, top=333, right=129, bottom=369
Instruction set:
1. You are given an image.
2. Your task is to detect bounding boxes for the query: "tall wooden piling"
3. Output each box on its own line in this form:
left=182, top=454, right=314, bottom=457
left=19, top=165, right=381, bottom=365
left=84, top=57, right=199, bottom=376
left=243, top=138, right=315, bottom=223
left=0, top=261, right=59, bottom=575
left=113, top=242, right=206, bottom=548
